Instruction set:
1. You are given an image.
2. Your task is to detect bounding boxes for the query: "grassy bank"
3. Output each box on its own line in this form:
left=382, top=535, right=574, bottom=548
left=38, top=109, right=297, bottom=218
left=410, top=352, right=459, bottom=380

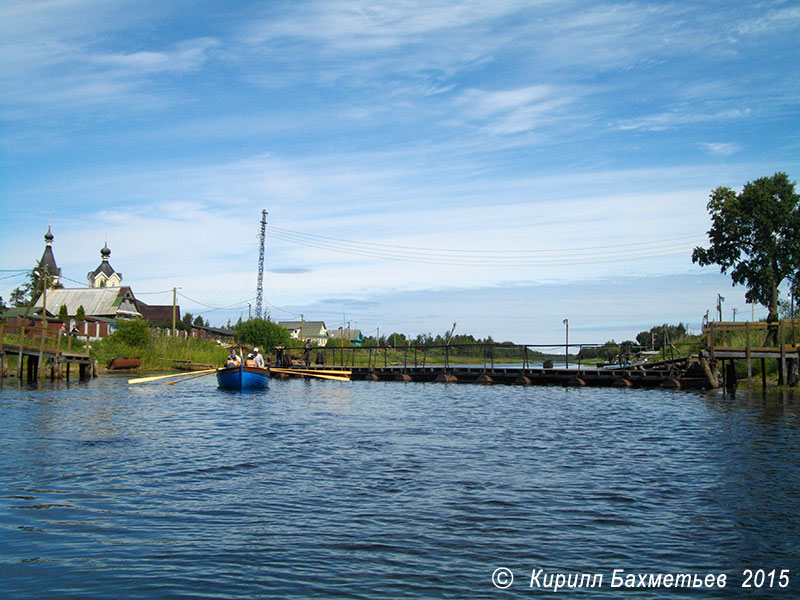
left=92, top=334, right=229, bottom=372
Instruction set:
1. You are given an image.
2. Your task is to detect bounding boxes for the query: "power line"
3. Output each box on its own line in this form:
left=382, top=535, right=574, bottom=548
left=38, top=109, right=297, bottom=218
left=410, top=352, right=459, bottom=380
left=266, top=226, right=705, bottom=267
left=177, top=291, right=252, bottom=312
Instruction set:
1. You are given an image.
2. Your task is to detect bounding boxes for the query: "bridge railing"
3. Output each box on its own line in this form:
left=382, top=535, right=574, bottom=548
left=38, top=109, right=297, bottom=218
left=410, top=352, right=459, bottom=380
left=0, top=321, right=91, bottom=358
left=303, top=342, right=601, bottom=370
left=703, top=319, right=799, bottom=353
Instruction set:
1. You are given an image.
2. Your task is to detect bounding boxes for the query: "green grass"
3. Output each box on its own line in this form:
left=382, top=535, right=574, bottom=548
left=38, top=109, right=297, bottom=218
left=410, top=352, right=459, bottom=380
left=91, top=335, right=229, bottom=372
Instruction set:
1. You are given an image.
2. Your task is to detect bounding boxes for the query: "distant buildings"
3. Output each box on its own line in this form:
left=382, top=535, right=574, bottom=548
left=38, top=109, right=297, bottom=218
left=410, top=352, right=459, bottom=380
left=19, top=227, right=179, bottom=339
left=327, top=327, right=364, bottom=346
left=278, top=321, right=328, bottom=346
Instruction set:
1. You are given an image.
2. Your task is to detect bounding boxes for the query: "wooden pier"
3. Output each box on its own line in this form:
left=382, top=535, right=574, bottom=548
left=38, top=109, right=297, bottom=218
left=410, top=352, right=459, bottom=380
left=274, top=322, right=800, bottom=391
left=703, top=319, right=799, bottom=389
left=276, top=348, right=714, bottom=390
left=1, top=321, right=94, bottom=382
left=344, top=360, right=709, bottom=389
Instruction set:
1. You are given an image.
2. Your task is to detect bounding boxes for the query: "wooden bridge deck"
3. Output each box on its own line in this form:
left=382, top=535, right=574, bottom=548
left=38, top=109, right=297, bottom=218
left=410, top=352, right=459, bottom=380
left=1, top=322, right=93, bottom=381
left=279, top=360, right=711, bottom=390
left=704, top=319, right=799, bottom=388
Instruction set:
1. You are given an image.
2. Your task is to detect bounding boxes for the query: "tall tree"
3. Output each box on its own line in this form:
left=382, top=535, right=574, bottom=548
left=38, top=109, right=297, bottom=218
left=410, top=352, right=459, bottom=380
left=692, top=172, right=800, bottom=322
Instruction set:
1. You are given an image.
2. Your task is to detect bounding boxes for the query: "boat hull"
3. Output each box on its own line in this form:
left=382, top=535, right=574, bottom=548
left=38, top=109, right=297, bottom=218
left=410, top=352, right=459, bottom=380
left=216, top=365, right=270, bottom=390
left=107, top=357, right=142, bottom=370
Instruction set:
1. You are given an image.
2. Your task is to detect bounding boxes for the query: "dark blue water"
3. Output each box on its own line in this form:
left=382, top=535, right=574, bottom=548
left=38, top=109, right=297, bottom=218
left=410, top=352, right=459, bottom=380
left=1, top=376, right=798, bottom=598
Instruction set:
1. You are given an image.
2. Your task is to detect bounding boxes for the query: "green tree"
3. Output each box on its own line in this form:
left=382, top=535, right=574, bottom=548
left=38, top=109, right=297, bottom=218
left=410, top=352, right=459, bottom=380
left=76, top=305, right=86, bottom=320
left=57, top=304, right=69, bottom=320
left=10, top=264, right=40, bottom=307
left=692, top=173, right=800, bottom=322
left=234, top=318, right=291, bottom=350
left=636, top=323, right=687, bottom=349
left=112, top=318, right=151, bottom=347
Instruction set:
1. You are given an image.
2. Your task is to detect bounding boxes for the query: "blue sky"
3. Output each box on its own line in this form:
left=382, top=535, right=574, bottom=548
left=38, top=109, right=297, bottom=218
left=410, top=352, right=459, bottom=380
left=2, top=0, right=799, bottom=344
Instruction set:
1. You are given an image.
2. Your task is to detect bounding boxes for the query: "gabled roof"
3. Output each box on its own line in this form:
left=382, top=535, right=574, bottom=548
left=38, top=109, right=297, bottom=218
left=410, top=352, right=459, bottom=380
left=32, top=287, right=141, bottom=318
left=136, top=302, right=177, bottom=324
left=87, top=243, right=121, bottom=282
left=89, top=261, right=118, bottom=279
left=328, top=328, right=362, bottom=341
left=278, top=321, right=327, bottom=337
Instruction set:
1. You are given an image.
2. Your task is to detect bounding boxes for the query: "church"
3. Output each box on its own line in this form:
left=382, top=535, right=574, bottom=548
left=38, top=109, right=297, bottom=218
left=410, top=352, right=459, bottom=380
left=30, top=227, right=179, bottom=335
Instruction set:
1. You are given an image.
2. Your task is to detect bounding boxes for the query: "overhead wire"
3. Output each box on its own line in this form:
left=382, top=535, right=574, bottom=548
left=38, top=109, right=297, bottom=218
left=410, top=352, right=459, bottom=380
left=266, top=226, right=706, bottom=267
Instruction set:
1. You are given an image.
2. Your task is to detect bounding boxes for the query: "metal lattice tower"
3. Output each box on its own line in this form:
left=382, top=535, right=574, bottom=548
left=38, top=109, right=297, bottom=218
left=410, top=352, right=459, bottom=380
left=255, top=209, right=268, bottom=319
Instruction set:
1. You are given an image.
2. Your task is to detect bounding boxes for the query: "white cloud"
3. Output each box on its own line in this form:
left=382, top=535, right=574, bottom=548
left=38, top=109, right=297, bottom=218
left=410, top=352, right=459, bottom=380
left=453, top=85, right=574, bottom=135
left=701, top=142, right=741, bottom=157
left=615, top=108, right=752, bottom=132
left=735, top=6, right=800, bottom=35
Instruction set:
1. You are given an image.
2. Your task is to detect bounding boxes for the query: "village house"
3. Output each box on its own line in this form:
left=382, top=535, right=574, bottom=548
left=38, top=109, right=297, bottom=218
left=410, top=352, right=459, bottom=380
left=278, top=321, right=328, bottom=346
left=327, top=327, right=364, bottom=346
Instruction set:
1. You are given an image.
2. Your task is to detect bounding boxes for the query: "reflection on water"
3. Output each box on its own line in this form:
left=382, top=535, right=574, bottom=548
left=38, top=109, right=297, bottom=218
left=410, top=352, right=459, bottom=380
left=1, top=376, right=799, bottom=598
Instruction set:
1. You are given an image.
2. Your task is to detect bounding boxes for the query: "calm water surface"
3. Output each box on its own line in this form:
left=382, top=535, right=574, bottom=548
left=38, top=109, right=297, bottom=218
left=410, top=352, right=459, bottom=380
left=1, top=375, right=798, bottom=598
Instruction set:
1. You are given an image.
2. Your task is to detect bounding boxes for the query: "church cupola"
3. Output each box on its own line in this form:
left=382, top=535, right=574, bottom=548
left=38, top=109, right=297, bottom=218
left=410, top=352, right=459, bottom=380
left=87, top=241, right=122, bottom=288
left=39, top=226, right=62, bottom=287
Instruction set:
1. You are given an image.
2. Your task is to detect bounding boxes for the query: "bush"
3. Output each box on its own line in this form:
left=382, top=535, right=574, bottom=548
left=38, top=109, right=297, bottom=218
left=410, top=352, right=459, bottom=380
left=234, top=318, right=292, bottom=350
left=112, top=318, right=151, bottom=347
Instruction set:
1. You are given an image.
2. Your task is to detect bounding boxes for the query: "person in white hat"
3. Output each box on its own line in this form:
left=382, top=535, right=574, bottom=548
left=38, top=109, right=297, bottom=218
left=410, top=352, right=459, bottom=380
left=253, top=347, right=265, bottom=368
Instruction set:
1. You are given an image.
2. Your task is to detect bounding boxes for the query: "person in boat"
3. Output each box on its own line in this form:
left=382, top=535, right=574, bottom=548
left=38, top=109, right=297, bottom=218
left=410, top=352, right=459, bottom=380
left=303, top=339, right=313, bottom=367
left=245, top=353, right=258, bottom=368
left=225, top=350, right=241, bottom=368
left=253, top=347, right=265, bottom=368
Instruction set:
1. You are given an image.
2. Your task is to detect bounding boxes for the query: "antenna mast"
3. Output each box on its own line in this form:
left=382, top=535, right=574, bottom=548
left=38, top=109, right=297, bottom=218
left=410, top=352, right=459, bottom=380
left=255, top=209, right=268, bottom=319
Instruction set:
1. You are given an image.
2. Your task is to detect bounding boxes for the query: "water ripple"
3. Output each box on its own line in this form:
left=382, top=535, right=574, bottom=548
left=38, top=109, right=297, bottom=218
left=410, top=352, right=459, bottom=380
left=1, top=378, right=799, bottom=598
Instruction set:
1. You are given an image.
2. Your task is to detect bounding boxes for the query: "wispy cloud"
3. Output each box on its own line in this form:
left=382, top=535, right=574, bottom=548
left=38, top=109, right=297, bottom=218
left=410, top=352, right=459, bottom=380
left=454, top=85, right=574, bottom=135
left=701, top=142, right=741, bottom=157
left=735, top=6, right=800, bottom=35
left=615, top=108, right=752, bottom=132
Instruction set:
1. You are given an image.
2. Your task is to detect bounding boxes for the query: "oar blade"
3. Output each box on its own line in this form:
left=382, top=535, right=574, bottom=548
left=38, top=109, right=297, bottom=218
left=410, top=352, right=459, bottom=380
left=128, top=368, right=216, bottom=384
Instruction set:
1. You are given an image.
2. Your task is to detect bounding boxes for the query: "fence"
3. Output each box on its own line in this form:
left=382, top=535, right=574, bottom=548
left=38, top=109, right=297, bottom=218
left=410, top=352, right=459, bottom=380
left=1, top=321, right=91, bottom=360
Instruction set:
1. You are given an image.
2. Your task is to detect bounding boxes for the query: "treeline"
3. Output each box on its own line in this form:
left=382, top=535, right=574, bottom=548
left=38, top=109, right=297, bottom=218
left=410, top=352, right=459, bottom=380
left=578, top=323, right=691, bottom=361
left=361, top=332, right=499, bottom=348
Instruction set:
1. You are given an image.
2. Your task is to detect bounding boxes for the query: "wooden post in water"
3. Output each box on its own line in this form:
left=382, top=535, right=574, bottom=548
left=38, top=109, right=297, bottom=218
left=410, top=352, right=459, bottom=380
left=18, top=325, right=25, bottom=379
left=779, top=320, right=786, bottom=386
left=746, top=322, right=752, bottom=380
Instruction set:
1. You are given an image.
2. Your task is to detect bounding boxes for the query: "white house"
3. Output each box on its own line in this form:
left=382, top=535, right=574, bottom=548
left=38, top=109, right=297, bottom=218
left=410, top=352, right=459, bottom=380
left=278, top=321, right=328, bottom=346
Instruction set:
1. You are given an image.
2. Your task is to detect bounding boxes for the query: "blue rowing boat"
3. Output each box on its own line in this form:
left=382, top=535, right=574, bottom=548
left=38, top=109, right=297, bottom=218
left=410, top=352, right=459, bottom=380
left=216, top=365, right=270, bottom=390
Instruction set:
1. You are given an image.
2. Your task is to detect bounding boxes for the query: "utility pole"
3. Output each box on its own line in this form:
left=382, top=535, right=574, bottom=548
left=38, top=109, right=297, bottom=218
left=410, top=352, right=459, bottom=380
left=732, top=307, right=737, bottom=322
left=40, top=267, right=48, bottom=320
left=563, top=318, right=569, bottom=368
left=255, top=210, right=267, bottom=320
left=172, top=287, right=178, bottom=337
left=716, top=294, right=724, bottom=322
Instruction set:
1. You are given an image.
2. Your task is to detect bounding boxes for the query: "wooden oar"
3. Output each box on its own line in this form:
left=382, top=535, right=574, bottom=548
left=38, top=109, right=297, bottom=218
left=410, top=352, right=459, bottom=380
left=128, top=368, right=216, bottom=384
left=270, top=367, right=351, bottom=381
left=286, top=368, right=352, bottom=376
left=162, top=370, right=218, bottom=385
